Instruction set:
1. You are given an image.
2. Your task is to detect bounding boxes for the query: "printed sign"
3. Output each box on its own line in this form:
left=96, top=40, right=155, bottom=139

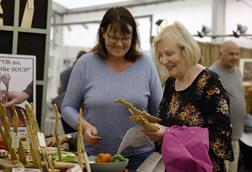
left=0, top=54, right=36, bottom=109
left=0, top=54, right=36, bottom=129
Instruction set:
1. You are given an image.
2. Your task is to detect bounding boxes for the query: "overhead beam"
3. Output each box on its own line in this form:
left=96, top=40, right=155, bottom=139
left=51, top=14, right=152, bottom=26
left=52, top=1, right=68, bottom=15
left=53, top=0, right=184, bottom=15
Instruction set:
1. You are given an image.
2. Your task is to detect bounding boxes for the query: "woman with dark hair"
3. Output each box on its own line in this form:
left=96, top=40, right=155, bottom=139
left=61, top=7, right=162, bottom=171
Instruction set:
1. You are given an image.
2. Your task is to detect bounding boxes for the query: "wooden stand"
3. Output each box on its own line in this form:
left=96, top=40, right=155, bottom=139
left=0, top=158, right=24, bottom=171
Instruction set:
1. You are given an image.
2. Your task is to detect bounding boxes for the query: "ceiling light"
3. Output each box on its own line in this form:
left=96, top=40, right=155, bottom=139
left=201, top=25, right=211, bottom=35
left=237, top=24, right=248, bottom=34
left=197, top=25, right=211, bottom=38
left=233, top=23, right=248, bottom=37
left=155, top=19, right=163, bottom=26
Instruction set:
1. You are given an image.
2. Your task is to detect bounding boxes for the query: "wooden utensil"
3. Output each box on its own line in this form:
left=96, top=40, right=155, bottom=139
left=77, top=107, right=91, bottom=172
left=11, top=105, right=27, bottom=164
left=52, top=104, right=62, bottom=162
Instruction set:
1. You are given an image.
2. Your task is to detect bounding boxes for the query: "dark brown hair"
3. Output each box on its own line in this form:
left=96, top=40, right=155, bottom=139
left=91, top=7, right=142, bottom=62
left=76, top=50, right=87, bottom=60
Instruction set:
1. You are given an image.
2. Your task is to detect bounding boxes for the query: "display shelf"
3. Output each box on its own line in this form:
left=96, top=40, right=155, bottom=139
left=36, top=80, right=46, bottom=85
left=0, top=0, right=52, bottom=130
left=17, top=32, right=46, bottom=80
left=0, top=0, right=15, bottom=26
left=0, top=26, right=14, bottom=31
left=19, top=0, right=48, bottom=29
left=0, top=31, right=13, bottom=53
left=17, top=27, right=47, bottom=34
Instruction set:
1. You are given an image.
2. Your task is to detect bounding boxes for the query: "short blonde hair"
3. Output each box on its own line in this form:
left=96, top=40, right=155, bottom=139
left=154, top=21, right=201, bottom=66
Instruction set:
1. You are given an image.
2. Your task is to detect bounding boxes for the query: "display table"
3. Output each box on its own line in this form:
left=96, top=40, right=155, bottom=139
left=0, top=158, right=24, bottom=171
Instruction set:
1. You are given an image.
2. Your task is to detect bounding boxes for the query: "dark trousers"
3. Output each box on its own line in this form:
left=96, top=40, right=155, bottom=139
left=239, top=140, right=252, bottom=171
left=61, top=119, right=76, bottom=151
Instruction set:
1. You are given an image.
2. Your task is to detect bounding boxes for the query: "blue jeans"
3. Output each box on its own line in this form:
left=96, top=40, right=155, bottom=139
left=125, top=151, right=153, bottom=172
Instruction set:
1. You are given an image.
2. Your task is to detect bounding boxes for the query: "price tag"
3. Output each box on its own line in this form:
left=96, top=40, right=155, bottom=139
left=68, top=165, right=82, bottom=172
left=12, top=168, right=40, bottom=172
left=11, top=133, right=19, bottom=149
left=37, top=132, right=46, bottom=147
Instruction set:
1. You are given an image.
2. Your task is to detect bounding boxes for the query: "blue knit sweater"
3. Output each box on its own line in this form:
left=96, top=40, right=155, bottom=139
left=61, top=52, right=162, bottom=156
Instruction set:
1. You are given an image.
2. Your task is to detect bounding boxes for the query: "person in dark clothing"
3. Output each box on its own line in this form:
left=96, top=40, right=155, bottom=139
left=52, top=50, right=87, bottom=135
left=60, top=50, right=87, bottom=92
left=239, top=113, right=252, bottom=171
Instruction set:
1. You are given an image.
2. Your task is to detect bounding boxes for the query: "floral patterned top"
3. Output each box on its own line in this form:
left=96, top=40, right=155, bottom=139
left=159, top=69, right=233, bottom=172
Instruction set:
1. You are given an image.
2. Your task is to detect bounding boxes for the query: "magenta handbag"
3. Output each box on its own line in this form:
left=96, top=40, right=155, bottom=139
left=161, top=125, right=214, bottom=172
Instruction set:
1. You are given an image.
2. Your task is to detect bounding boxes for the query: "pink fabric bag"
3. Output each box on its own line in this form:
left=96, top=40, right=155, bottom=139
left=161, top=125, right=214, bottom=172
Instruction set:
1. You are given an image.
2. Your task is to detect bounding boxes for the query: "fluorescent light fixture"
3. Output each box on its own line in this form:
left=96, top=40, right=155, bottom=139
left=53, top=0, right=128, bottom=9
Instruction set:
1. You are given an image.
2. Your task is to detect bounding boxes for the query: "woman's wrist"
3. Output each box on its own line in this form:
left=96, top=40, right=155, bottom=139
left=82, top=120, right=92, bottom=131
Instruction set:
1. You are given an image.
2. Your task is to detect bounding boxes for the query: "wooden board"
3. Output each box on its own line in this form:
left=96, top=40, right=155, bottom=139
left=0, top=158, right=24, bottom=171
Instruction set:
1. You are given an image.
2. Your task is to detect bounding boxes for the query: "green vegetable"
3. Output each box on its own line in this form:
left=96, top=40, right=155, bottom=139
left=112, top=154, right=126, bottom=162
left=51, top=151, right=77, bottom=163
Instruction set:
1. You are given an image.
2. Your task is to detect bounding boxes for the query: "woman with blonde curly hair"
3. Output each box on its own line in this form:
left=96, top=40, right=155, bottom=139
left=144, top=21, right=233, bottom=172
